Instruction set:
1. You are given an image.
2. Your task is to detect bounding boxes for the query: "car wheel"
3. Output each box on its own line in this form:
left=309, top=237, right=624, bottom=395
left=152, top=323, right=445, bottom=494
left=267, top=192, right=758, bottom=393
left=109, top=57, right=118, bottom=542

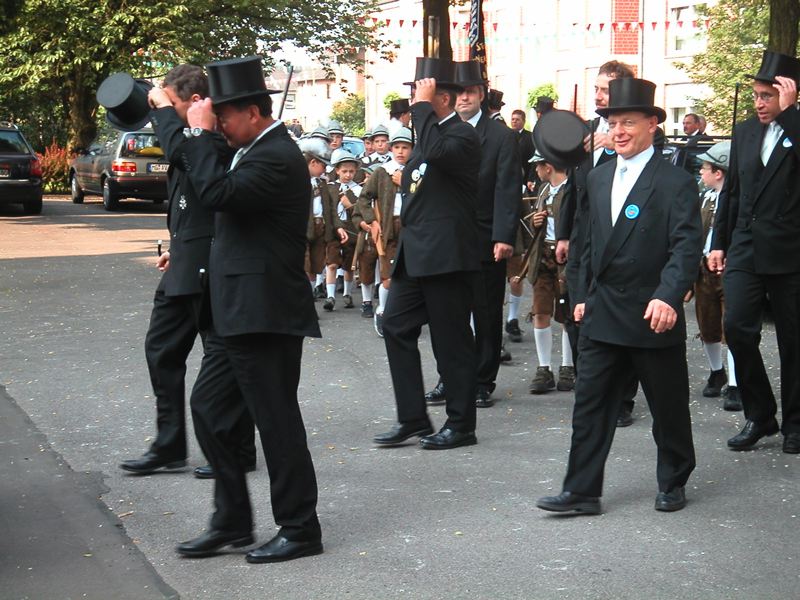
left=23, top=194, right=43, bottom=215
left=102, top=179, right=119, bottom=211
left=70, top=172, right=84, bottom=203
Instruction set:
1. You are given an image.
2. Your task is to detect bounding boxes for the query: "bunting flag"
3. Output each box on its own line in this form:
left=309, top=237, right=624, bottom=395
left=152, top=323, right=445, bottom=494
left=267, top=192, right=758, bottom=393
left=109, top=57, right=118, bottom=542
left=468, top=0, right=489, bottom=81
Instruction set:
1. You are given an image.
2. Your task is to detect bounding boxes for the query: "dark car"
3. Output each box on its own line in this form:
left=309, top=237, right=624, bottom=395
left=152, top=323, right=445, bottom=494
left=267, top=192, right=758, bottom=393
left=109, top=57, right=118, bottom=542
left=69, top=127, right=168, bottom=211
left=0, top=121, right=43, bottom=214
left=661, top=135, right=730, bottom=185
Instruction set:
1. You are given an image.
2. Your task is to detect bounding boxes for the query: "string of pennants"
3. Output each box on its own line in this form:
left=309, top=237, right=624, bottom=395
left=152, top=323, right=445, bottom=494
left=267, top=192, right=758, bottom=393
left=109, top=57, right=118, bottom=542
left=359, top=17, right=713, bottom=32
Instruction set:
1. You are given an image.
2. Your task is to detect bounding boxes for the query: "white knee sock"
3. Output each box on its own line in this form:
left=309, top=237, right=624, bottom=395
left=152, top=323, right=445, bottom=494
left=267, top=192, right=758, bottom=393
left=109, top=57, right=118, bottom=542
left=337, top=267, right=345, bottom=277
left=361, top=283, right=373, bottom=303
left=309, top=280, right=315, bottom=292
left=534, top=326, right=552, bottom=368
left=326, top=283, right=336, bottom=299
left=378, top=285, right=389, bottom=314
left=343, top=279, right=353, bottom=296
left=315, top=273, right=325, bottom=286
left=727, top=349, right=737, bottom=386
left=704, top=342, right=723, bottom=371
left=561, top=329, right=573, bottom=367
left=508, top=293, right=521, bottom=322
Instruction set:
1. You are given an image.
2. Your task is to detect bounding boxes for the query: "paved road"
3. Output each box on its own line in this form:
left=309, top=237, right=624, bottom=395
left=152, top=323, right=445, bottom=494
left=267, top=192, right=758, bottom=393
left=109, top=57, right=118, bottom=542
left=1, top=197, right=797, bottom=599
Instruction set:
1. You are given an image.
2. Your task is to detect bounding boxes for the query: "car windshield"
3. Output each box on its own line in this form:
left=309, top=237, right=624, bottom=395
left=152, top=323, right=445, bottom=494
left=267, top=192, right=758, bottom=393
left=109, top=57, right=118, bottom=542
left=120, top=132, right=163, bottom=158
left=0, top=131, right=30, bottom=154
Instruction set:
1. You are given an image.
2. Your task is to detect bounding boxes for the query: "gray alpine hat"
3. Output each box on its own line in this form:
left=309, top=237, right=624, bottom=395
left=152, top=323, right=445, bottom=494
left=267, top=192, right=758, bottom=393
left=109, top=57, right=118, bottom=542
left=298, top=137, right=331, bottom=164
left=390, top=127, right=413, bottom=145
left=696, top=141, right=731, bottom=170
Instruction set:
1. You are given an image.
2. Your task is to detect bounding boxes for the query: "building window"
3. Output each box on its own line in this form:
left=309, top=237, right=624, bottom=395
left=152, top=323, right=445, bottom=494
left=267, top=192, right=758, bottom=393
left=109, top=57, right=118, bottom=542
left=670, top=5, right=703, bottom=55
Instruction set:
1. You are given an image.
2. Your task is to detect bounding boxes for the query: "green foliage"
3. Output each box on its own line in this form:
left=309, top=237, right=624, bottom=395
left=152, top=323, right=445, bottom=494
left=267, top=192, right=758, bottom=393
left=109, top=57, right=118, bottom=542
left=383, top=92, right=402, bottom=110
left=682, top=0, right=770, bottom=134
left=0, top=0, right=383, bottom=149
left=526, top=84, right=559, bottom=110
left=331, top=93, right=366, bottom=137
left=37, top=140, right=70, bottom=193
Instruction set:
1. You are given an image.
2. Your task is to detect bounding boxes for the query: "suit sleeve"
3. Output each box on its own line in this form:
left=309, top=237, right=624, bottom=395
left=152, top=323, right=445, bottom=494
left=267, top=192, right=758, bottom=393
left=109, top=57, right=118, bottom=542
left=353, top=170, right=379, bottom=228
left=575, top=197, right=593, bottom=305
left=776, top=105, right=800, bottom=160
left=491, top=127, right=522, bottom=245
left=556, top=171, right=576, bottom=241
left=150, top=107, right=188, bottom=164
left=411, top=102, right=479, bottom=173
left=711, top=126, right=741, bottom=253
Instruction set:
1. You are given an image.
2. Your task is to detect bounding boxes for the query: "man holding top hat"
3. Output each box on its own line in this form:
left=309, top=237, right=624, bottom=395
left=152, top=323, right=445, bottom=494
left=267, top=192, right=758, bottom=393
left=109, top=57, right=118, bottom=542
left=537, top=78, right=702, bottom=514
left=373, top=57, right=482, bottom=450
left=168, top=55, right=323, bottom=562
left=708, top=51, right=800, bottom=454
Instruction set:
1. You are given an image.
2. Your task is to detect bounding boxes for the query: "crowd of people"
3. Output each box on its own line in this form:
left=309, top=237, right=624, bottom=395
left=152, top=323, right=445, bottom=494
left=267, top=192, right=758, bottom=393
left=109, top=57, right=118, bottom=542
left=102, top=46, right=798, bottom=563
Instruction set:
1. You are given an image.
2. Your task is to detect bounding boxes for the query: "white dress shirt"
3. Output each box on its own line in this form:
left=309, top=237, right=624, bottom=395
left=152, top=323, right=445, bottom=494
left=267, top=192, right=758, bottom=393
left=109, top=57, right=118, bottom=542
left=610, top=145, right=654, bottom=226
left=310, top=178, right=323, bottom=217
left=543, top=180, right=566, bottom=241
left=761, top=120, right=784, bottom=166
left=592, top=118, right=610, bottom=167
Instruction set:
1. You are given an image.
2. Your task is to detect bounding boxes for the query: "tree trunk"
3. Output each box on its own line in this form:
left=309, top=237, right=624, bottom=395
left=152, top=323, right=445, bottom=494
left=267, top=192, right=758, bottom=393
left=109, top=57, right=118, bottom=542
left=768, top=0, right=800, bottom=55
left=67, top=65, right=101, bottom=151
left=422, top=0, right=453, bottom=60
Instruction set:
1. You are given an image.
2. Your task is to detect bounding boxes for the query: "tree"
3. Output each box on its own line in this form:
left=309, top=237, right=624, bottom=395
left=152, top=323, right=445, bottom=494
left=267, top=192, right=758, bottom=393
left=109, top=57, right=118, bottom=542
left=0, top=0, right=381, bottom=150
left=768, top=0, right=800, bottom=54
left=526, top=83, right=559, bottom=111
left=330, top=93, right=366, bottom=137
left=682, top=0, right=770, bottom=134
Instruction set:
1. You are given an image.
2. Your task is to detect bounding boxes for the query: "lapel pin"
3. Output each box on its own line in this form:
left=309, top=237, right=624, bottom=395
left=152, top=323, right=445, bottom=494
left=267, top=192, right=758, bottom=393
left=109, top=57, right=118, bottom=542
left=624, top=204, right=640, bottom=219
left=411, top=169, right=421, bottom=182
left=783, top=137, right=793, bottom=148
left=604, top=148, right=616, bottom=155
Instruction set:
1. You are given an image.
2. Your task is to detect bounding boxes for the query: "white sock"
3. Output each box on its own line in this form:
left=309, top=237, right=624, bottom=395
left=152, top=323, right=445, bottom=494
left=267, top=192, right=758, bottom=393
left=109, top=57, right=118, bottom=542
left=534, top=326, right=552, bottom=368
left=727, top=349, right=737, bottom=386
left=374, top=263, right=381, bottom=286
left=508, top=293, right=521, bottom=321
left=337, top=267, right=345, bottom=277
left=309, top=281, right=315, bottom=292
left=361, top=283, right=373, bottom=303
left=704, top=342, right=723, bottom=371
left=378, top=285, right=389, bottom=314
left=343, top=279, right=353, bottom=296
left=315, top=273, right=325, bottom=286
left=326, top=283, right=336, bottom=299
left=561, top=329, right=573, bottom=367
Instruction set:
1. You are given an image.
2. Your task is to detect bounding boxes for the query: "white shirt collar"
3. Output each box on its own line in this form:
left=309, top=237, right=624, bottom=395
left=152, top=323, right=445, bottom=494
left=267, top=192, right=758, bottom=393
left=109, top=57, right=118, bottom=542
left=466, top=109, right=483, bottom=128
left=616, top=145, right=654, bottom=173
left=438, top=111, right=458, bottom=125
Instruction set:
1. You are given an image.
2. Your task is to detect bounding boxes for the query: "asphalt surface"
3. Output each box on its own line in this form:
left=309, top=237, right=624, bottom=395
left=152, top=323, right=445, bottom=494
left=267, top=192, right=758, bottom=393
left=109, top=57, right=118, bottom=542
left=0, top=196, right=798, bottom=600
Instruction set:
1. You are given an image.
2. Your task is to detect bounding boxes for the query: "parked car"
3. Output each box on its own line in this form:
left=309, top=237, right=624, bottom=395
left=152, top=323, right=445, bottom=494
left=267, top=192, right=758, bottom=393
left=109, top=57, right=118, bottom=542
left=0, top=121, right=43, bottom=214
left=69, top=127, right=168, bottom=211
left=661, top=135, right=730, bottom=186
left=341, top=135, right=365, bottom=157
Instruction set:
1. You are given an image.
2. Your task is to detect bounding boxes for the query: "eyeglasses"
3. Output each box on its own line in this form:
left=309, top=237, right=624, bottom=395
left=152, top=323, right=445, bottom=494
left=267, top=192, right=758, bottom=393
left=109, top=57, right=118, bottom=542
left=752, top=91, right=776, bottom=102
left=607, top=118, right=646, bottom=131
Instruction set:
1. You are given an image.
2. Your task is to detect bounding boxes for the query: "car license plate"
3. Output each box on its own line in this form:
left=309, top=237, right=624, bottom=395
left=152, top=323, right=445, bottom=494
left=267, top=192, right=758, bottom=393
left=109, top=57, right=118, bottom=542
left=148, top=163, right=168, bottom=173
left=0, top=169, right=8, bottom=178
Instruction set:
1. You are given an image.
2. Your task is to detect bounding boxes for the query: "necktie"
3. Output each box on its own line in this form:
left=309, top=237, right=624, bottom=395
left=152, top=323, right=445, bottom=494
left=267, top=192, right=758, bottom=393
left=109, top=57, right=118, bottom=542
left=229, top=147, right=246, bottom=171
left=611, top=165, right=627, bottom=226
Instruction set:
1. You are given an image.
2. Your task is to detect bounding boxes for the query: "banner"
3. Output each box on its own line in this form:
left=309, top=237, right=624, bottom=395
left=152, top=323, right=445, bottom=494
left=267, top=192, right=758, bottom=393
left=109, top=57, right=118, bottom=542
left=468, top=0, right=488, bottom=81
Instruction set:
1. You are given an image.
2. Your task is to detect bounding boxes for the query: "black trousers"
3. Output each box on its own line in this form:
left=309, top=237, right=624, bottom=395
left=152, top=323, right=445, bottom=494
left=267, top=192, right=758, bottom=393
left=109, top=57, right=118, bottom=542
left=382, top=266, right=477, bottom=432
left=474, top=259, right=507, bottom=392
left=190, top=331, right=320, bottom=540
left=723, top=268, right=800, bottom=434
left=144, top=290, right=255, bottom=463
left=563, top=337, right=695, bottom=497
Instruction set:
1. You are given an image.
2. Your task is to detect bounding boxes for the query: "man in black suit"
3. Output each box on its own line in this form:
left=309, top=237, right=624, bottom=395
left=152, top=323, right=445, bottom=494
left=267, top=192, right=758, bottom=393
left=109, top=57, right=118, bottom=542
left=708, top=51, right=800, bottom=454
left=510, top=109, right=534, bottom=181
left=120, top=65, right=255, bottom=478
left=169, top=56, right=323, bottom=563
left=537, top=78, right=702, bottom=514
left=373, top=57, right=482, bottom=450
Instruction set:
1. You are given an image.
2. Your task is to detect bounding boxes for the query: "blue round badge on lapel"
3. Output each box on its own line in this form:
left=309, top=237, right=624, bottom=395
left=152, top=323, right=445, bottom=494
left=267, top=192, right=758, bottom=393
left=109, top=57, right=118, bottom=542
left=624, top=204, right=640, bottom=219
left=604, top=148, right=616, bottom=155
left=783, top=137, right=793, bottom=148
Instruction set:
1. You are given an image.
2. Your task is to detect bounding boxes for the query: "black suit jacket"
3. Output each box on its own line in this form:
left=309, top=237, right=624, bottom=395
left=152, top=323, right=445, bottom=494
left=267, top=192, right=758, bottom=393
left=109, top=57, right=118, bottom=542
left=515, top=129, right=534, bottom=182
left=474, top=113, right=522, bottom=261
left=577, top=152, right=702, bottom=348
left=177, top=122, right=321, bottom=339
left=712, top=107, right=800, bottom=274
left=150, top=107, right=233, bottom=297
left=395, top=103, right=481, bottom=277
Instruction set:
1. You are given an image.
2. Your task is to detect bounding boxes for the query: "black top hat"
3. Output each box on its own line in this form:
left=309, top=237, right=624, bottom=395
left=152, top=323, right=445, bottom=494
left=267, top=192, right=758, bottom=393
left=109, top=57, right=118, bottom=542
left=487, top=89, right=505, bottom=108
left=748, top=50, right=800, bottom=89
left=596, top=78, right=666, bottom=123
left=532, top=109, right=589, bottom=170
left=403, top=57, right=463, bottom=90
left=389, top=98, right=411, bottom=115
left=206, top=55, right=281, bottom=105
left=535, top=96, right=555, bottom=113
left=453, top=60, right=486, bottom=88
left=96, top=73, right=153, bottom=131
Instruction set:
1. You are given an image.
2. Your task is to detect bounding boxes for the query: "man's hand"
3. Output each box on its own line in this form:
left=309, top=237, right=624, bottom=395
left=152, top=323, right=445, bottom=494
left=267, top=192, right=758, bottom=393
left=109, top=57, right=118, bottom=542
left=531, top=209, right=548, bottom=229
left=555, top=239, right=569, bottom=264
left=337, top=227, right=348, bottom=244
left=391, top=170, right=403, bottom=186
left=707, top=250, right=726, bottom=274
left=526, top=181, right=537, bottom=192
left=186, top=97, right=216, bottom=130
left=156, top=251, right=170, bottom=272
left=413, top=78, right=437, bottom=104
left=369, top=221, right=382, bottom=244
left=774, top=76, right=799, bottom=112
left=574, top=303, right=585, bottom=323
left=644, top=299, right=677, bottom=333
left=148, top=87, right=172, bottom=110
left=493, top=242, right=513, bottom=262
left=583, top=131, right=614, bottom=153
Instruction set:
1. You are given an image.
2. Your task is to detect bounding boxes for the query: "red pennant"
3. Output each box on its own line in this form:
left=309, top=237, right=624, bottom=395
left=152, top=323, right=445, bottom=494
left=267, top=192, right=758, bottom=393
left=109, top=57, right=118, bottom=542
left=677, top=20, right=684, bottom=28
left=586, top=24, right=591, bottom=31
left=704, top=18, right=711, bottom=29
left=651, top=21, right=657, bottom=30
left=412, top=19, right=417, bottom=27
left=399, top=19, right=404, bottom=27
left=372, top=17, right=378, bottom=25
left=611, top=22, right=619, bottom=31
left=357, top=17, right=365, bottom=25
left=599, top=23, right=605, bottom=31
left=638, top=22, right=644, bottom=30
left=385, top=19, right=390, bottom=26
left=452, top=21, right=458, bottom=29
left=623, top=22, right=632, bottom=31
left=665, top=20, right=670, bottom=29
left=492, top=22, right=498, bottom=32
left=692, top=19, right=698, bottom=28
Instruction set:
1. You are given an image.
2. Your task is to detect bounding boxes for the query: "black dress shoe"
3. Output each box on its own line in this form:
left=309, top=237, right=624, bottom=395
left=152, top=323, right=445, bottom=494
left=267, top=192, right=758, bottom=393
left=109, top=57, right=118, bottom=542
left=536, top=491, right=601, bottom=515
left=245, top=535, right=323, bottom=563
left=424, top=381, right=446, bottom=405
left=783, top=433, right=800, bottom=454
left=499, top=344, right=512, bottom=363
left=616, top=409, right=634, bottom=428
left=655, top=487, right=687, bottom=512
left=727, top=419, right=780, bottom=450
left=373, top=420, right=434, bottom=446
left=193, top=463, right=257, bottom=479
left=419, top=427, right=477, bottom=450
left=176, top=529, right=254, bottom=558
left=119, top=452, right=187, bottom=475
left=475, top=387, right=494, bottom=408
left=723, top=386, right=743, bottom=411
left=702, top=368, right=727, bottom=397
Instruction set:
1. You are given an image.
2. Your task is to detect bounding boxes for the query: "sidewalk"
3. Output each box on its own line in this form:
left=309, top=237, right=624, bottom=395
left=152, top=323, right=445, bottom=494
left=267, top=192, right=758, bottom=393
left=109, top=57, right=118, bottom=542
left=0, top=386, right=178, bottom=600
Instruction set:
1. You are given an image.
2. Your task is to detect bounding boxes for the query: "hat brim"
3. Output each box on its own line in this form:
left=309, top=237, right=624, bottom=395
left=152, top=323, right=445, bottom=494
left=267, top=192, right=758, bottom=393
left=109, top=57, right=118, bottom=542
left=745, top=74, right=800, bottom=90
left=596, top=105, right=667, bottom=124
left=106, top=110, right=151, bottom=132
left=211, top=89, right=282, bottom=105
left=403, top=80, right=464, bottom=91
